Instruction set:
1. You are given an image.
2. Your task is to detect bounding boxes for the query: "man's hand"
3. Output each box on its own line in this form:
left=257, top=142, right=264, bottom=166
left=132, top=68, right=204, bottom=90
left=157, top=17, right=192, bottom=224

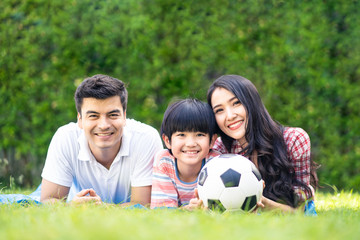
left=71, top=189, right=102, bottom=205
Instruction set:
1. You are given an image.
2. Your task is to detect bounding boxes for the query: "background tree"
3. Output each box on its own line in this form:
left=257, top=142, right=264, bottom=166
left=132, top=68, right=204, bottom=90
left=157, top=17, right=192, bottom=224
left=0, top=0, right=359, bottom=191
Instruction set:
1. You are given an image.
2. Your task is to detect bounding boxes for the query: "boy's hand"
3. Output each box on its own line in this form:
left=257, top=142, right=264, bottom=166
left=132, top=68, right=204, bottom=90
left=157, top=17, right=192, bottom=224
left=182, top=188, right=206, bottom=211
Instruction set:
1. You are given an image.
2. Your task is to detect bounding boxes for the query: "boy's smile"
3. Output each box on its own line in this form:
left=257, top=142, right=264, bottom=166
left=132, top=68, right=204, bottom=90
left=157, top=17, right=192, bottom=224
left=163, top=131, right=214, bottom=167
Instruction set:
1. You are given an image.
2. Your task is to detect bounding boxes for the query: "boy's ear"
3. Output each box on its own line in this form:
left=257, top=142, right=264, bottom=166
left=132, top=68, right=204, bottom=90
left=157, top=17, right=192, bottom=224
left=209, top=134, right=218, bottom=148
left=162, top=134, right=172, bottom=149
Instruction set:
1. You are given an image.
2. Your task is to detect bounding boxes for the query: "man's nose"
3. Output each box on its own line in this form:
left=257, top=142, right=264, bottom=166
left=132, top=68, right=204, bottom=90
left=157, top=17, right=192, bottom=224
left=98, top=116, right=111, bottom=129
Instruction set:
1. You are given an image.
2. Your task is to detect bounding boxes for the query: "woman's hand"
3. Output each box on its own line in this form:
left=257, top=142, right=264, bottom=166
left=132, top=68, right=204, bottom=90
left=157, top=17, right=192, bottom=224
left=256, top=196, right=296, bottom=213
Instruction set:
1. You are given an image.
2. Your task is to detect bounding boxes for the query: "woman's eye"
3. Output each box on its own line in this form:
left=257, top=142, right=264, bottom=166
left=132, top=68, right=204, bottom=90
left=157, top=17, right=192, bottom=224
left=214, top=108, right=223, bottom=114
left=234, top=100, right=241, bottom=106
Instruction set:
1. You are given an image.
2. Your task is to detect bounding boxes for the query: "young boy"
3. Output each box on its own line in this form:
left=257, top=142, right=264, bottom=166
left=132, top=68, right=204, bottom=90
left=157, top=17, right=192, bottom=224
left=151, top=99, right=220, bottom=209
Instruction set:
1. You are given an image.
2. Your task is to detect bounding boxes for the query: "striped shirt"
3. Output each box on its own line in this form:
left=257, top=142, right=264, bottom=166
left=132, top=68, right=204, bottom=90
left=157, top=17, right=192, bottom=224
left=150, top=149, right=220, bottom=209
left=212, top=127, right=311, bottom=200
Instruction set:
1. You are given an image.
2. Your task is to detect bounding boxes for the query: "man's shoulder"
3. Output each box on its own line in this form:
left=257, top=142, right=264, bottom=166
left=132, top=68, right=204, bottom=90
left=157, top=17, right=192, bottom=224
left=56, top=122, right=82, bottom=137
left=125, top=119, right=159, bottom=135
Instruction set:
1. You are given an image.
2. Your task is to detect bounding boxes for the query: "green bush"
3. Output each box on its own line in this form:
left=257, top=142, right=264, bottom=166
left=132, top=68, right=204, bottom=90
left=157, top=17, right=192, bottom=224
left=0, top=0, right=359, bottom=190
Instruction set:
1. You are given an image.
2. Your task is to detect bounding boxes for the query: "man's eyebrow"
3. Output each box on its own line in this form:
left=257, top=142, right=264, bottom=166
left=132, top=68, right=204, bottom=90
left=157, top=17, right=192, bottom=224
left=85, top=110, right=99, bottom=115
left=108, top=109, right=121, bottom=114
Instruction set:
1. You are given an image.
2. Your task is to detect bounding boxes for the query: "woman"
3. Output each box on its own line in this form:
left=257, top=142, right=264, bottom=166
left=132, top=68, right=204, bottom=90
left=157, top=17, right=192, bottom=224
left=207, top=75, right=317, bottom=212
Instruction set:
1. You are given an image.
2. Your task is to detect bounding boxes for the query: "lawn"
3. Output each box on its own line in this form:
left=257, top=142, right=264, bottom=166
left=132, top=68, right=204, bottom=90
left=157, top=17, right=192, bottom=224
left=0, top=191, right=359, bottom=240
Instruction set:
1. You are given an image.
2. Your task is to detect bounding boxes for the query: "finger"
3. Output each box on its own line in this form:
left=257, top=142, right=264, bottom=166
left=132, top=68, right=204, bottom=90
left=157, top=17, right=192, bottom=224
left=72, top=196, right=101, bottom=204
left=256, top=201, right=265, bottom=208
left=76, top=189, right=91, bottom=197
left=88, top=189, right=98, bottom=197
left=194, top=188, right=199, bottom=199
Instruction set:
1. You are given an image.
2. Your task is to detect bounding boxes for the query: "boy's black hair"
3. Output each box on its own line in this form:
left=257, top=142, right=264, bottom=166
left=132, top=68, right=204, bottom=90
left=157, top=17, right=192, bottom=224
left=161, top=98, right=217, bottom=144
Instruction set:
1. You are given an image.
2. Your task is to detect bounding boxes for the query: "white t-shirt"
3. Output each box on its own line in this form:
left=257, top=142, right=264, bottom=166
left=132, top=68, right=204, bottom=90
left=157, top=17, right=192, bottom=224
left=41, top=119, right=163, bottom=204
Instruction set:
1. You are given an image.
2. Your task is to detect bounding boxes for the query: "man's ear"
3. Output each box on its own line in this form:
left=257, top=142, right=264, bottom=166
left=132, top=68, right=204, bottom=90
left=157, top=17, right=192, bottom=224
left=77, top=112, right=83, bottom=129
left=162, top=134, right=171, bottom=149
left=209, top=134, right=218, bottom=148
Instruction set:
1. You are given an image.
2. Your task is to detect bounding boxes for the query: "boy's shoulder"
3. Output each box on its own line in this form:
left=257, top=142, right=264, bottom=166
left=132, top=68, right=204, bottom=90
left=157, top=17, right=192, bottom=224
left=206, top=149, right=221, bottom=161
left=154, top=149, right=175, bottom=165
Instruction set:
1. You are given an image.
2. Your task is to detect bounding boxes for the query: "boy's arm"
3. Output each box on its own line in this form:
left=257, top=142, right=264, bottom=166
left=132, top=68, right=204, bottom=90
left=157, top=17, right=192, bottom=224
left=150, top=153, right=179, bottom=209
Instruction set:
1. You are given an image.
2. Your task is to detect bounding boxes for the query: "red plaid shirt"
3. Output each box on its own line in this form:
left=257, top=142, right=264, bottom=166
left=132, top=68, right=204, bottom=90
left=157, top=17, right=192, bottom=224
left=212, top=127, right=311, bottom=200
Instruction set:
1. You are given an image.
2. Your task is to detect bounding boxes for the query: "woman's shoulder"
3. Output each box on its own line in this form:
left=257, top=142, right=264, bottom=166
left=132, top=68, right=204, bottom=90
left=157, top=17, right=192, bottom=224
left=283, top=127, right=310, bottom=142
left=212, top=137, right=230, bottom=153
left=283, top=127, right=311, bottom=155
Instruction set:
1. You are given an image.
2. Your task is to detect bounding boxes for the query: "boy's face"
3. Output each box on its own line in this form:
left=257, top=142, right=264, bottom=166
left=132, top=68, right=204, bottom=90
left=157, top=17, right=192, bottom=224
left=163, top=131, right=217, bottom=167
left=78, top=96, right=126, bottom=159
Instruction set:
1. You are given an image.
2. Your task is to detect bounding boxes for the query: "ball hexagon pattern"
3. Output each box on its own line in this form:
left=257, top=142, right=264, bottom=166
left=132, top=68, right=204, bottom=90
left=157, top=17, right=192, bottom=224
left=197, top=154, right=263, bottom=212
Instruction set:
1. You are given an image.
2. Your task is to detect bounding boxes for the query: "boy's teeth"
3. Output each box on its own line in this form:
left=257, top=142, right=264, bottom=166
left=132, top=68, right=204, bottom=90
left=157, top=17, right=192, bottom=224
left=185, top=151, right=197, bottom=154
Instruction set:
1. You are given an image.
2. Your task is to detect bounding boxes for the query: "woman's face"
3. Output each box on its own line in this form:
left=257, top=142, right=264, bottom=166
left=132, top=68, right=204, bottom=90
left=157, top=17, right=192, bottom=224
left=210, top=87, right=248, bottom=145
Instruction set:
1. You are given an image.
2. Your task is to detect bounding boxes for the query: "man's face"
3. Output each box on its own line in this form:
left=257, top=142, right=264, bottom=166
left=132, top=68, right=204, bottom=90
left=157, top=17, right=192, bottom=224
left=78, top=96, right=126, bottom=158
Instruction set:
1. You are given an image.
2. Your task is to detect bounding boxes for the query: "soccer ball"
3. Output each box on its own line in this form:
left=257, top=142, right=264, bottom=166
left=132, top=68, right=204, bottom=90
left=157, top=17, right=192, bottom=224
left=197, top=154, right=263, bottom=212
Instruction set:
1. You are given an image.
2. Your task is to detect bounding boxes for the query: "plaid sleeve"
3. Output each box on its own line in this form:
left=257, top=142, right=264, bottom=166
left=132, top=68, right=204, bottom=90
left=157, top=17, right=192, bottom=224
left=284, top=127, right=311, bottom=200
left=212, top=137, right=228, bottom=154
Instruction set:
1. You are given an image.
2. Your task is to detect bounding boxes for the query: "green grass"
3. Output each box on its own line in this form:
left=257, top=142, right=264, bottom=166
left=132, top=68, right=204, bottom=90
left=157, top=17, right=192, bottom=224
left=0, top=191, right=359, bottom=240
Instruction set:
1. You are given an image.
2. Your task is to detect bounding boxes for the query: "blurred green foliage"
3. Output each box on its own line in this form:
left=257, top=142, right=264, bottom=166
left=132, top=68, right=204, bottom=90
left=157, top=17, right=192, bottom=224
left=0, top=0, right=359, bottom=190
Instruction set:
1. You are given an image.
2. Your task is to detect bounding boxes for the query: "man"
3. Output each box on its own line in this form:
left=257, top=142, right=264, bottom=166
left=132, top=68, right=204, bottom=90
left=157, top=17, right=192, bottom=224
left=40, top=74, right=163, bottom=206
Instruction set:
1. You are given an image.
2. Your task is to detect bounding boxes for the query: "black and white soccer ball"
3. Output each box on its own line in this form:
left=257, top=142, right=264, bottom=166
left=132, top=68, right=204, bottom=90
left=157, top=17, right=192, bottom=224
left=197, top=154, right=263, bottom=212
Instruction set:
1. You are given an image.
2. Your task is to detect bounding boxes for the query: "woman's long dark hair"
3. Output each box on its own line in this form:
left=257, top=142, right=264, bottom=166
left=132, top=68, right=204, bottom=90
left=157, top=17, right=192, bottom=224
left=207, top=75, right=312, bottom=207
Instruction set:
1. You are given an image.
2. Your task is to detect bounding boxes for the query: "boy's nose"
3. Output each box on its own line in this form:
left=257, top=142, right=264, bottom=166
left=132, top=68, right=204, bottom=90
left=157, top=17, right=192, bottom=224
left=185, top=136, right=197, bottom=146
